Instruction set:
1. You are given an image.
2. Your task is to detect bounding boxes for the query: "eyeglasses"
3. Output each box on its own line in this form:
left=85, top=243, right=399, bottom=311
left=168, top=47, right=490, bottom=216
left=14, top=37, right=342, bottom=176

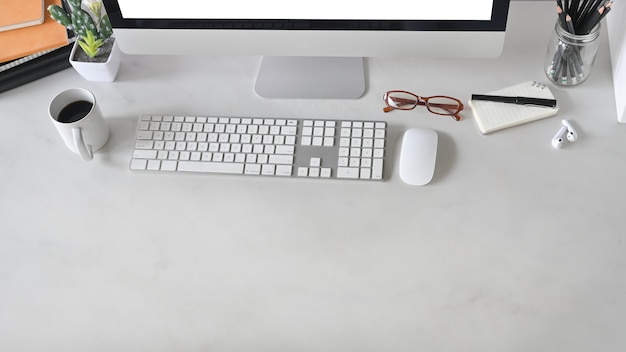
left=383, top=90, right=464, bottom=121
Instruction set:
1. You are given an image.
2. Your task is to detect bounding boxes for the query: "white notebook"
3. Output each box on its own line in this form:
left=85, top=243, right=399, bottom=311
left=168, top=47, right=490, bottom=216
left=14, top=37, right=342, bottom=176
left=469, top=81, right=559, bottom=134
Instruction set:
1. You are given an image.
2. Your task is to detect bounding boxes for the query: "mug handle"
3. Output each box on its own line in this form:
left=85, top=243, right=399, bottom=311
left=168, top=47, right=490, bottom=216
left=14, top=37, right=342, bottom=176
left=72, top=127, right=94, bottom=161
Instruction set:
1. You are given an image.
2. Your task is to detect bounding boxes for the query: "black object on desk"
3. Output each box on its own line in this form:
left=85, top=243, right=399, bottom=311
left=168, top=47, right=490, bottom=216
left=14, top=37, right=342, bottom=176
left=0, top=44, right=72, bottom=94
left=471, top=94, right=558, bottom=108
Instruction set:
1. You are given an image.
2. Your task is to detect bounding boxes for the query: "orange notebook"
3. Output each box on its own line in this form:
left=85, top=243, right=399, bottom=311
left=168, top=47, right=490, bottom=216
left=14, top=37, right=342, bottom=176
left=0, top=0, right=69, bottom=63
left=0, top=0, right=44, bottom=32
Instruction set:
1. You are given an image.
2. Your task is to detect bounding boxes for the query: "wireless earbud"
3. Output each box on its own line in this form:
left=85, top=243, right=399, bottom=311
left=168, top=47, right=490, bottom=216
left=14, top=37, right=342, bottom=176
left=551, top=119, right=579, bottom=149
left=562, top=119, right=578, bottom=142
left=552, top=125, right=567, bottom=149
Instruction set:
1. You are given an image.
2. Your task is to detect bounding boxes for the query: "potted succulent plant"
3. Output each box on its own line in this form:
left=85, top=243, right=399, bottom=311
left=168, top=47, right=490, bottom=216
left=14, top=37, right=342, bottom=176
left=48, top=0, right=121, bottom=82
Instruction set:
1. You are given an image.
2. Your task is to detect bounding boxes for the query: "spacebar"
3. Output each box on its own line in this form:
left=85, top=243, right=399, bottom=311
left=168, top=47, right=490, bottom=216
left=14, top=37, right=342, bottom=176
left=177, top=161, right=244, bottom=174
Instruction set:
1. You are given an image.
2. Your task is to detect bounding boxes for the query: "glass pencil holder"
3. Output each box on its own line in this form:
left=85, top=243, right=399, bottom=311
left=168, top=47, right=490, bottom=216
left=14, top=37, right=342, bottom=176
left=544, top=21, right=601, bottom=86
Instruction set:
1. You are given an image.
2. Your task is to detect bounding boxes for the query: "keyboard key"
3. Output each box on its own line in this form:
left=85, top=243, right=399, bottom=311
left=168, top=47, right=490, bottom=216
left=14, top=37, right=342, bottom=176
left=268, top=155, right=293, bottom=164
left=162, top=160, right=177, bottom=171
left=275, top=145, right=294, bottom=154
left=276, top=165, right=292, bottom=176
left=244, top=164, right=262, bottom=175
left=281, top=126, right=297, bottom=135
left=372, top=159, right=384, bottom=180
left=337, top=167, right=360, bottom=179
left=137, top=130, right=152, bottom=139
left=147, top=160, right=161, bottom=170
left=262, top=164, right=276, bottom=175
left=133, top=150, right=157, bottom=159
left=135, top=140, right=154, bottom=149
left=310, top=157, right=321, bottom=167
left=178, top=161, right=244, bottom=174
left=130, top=159, right=147, bottom=170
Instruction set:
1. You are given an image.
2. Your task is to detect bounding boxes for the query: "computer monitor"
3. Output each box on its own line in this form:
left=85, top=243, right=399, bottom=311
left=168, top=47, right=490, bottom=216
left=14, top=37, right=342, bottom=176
left=102, top=0, right=511, bottom=99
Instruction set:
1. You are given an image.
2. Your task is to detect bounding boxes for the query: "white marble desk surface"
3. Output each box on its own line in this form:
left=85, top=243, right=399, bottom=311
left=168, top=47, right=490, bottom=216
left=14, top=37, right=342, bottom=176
left=1, top=2, right=625, bottom=351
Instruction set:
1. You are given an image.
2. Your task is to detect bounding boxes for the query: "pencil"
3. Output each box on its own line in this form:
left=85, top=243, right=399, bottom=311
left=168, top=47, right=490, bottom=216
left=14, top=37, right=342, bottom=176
left=596, top=1, right=613, bottom=25
left=569, top=0, right=581, bottom=17
left=576, top=0, right=598, bottom=26
left=574, top=0, right=589, bottom=27
left=579, top=6, right=603, bottom=34
left=557, top=4, right=568, bottom=29
left=565, top=14, right=576, bottom=33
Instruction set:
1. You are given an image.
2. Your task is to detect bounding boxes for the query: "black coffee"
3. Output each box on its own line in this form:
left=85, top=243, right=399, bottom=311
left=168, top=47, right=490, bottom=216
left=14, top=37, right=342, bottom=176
left=57, top=100, right=93, bottom=123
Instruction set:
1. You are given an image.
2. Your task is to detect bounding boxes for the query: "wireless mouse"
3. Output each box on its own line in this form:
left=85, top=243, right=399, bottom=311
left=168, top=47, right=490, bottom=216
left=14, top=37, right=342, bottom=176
left=399, top=128, right=438, bottom=186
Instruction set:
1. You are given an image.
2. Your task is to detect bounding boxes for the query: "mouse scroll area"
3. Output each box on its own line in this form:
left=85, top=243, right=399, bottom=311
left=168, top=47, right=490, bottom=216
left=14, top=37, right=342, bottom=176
left=399, top=128, right=438, bottom=186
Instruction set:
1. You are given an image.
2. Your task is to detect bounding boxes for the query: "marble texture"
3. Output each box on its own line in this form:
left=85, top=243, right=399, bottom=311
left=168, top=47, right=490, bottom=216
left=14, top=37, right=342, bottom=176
left=1, top=2, right=625, bottom=351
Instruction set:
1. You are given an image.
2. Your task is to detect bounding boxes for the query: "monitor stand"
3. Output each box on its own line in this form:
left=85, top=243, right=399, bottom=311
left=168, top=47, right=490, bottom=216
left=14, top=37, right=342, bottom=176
left=254, top=56, right=366, bottom=99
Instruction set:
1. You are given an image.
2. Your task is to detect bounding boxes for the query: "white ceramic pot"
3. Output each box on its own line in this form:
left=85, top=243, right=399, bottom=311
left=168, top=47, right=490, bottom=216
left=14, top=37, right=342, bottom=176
left=69, top=38, right=121, bottom=82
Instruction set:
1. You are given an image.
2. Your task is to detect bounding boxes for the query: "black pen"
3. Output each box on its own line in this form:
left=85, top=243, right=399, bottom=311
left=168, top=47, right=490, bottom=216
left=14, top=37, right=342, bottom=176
left=471, top=94, right=557, bottom=108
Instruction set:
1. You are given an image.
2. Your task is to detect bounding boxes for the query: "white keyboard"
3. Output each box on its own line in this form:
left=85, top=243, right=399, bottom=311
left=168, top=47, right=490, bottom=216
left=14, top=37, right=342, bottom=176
left=130, top=115, right=387, bottom=180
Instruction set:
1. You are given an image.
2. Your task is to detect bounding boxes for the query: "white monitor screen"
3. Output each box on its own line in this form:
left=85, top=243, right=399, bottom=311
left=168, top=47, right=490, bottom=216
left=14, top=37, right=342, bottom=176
left=116, top=0, right=494, bottom=21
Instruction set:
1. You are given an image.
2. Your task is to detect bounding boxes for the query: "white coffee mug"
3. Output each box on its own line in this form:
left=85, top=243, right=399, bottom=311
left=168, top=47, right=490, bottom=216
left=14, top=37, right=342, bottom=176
left=49, top=88, right=110, bottom=161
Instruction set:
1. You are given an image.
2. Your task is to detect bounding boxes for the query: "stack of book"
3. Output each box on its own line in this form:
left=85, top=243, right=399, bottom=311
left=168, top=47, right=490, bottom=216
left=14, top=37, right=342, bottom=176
left=0, top=0, right=74, bottom=93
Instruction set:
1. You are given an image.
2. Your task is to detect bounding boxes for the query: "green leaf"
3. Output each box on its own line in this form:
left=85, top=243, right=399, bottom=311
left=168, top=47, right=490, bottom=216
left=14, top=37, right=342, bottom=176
left=48, top=5, right=71, bottom=27
left=78, top=31, right=104, bottom=59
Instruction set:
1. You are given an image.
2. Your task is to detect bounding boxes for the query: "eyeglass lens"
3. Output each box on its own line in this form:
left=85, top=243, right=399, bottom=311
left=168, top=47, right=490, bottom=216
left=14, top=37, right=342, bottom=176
left=386, top=91, right=418, bottom=110
left=424, top=97, right=461, bottom=115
